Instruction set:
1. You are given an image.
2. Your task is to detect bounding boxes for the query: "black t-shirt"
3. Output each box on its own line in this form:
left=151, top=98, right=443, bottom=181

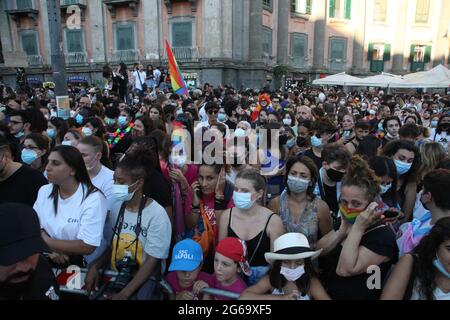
left=143, top=170, right=172, bottom=208
left=323, top=183, right=339, bottom=215
left=0, top=255, right=60, bottom=300
left=303, top=148, right=323, bottom=171
left=324, top=225, right=399, bottom=300
left=0, top=165, right=48, bottom=207
left=225, top=119, right=237, bottom=131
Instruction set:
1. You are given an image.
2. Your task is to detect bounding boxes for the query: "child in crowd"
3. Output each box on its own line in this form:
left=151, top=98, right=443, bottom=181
left=166, top=239, right=213, bottom=300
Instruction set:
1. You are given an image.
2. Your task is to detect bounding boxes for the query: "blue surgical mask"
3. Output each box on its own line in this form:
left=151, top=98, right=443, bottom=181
left=217, top=113, right=227, bottom=122
left=311, top=136, right=323, bottom=148
left=287, top=176, right=310, bottom=193
left=14, top=131, right=25, bottom=139
left=82, top=127, right=93, bottom=137
left=433, top=257, right=450, bottom=279
left=46, top=128, right=57, bottom=139
left=105, top=118, right=116, bottom=126
left=233, top=192, right=256, bottom=210
left=286, top=138, right=296, bottom=149
left=380, top=183, right=392, bottom=195
left=118, top=116, right=128, bottom=127
left=75, top=114, right=84, bottom=125
left=394, top=159, right=412, bottom=176
left=21, top=149, right=38, bottom=165
left=62, top=140, right=72, bottom=146
left=112, top=181, right=138, bottom=202
left=235, top=128, right=246, bottom=138
left=431, top=120, right=439, bottom=128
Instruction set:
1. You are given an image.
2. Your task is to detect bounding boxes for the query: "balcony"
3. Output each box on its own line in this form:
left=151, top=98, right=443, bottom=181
left=27, top=55, right=42, bottom=66
left=65, top=52, right=88, bottom=65
left=103, top=0, right=138, bottom=18
left=164, top=0, right=198, bottom=14
left=111, top=49, right=140, bottom=62
left=60, top=0, right=87, bottom=22
left=164, top=47, right=199, bottom=63
left=5, top=2, right=39, bottom=28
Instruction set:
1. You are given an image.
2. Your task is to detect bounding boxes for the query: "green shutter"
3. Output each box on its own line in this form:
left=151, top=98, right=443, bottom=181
left=329, top=0, right=335, bottom=18
left=116, top=25, right=135, bottom=50
left=172, top=22, right=192, bottom=47
left=424, top=45, right=432, bottom=63
left=383, top=43, right=391, bottom=61
left=409, top=45, right=415, bottom=62
left=306, top=0, right=312, bottom=14
left=21, top=34, right=38, bottom=55
left=16, top=0, right=32, bottom=9
left=291, top=0, right=296, bottom=12
left=368, top=43, right=374, bottom=61
left=67, top=30, right=83, bottom=53
left=345, top=0, right=352, bottom=19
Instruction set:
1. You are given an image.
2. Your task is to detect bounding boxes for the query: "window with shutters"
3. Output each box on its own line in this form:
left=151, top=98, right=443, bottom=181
left=373, top=0, right=387, bottom=23
left=415, top=0, right=430, bottom=23
left=262, top=27, right=273, bottom=56
left=291, top=0, right=312, bottom=15
left=65, top=29, right=84, bottom=53
left=172, top=22, right=193, bottom=48
left=290, top=33, right=308, bottom=68
left=329, top=38, right=346, bottom=61
left=368, top=43, right=391, bottom=72
left=20, top=32, right=38, bottom=56
left=329, top=0, right=351, bottom=20
left=263, top=0, right=272, bottom=11
left=16, top=0, right=33, bottom=9
left=114, top=23, right=135, bottom=51
left=410, top=44, right=431, bottom=72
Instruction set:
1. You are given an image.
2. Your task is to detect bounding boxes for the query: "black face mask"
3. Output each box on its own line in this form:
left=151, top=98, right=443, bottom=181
left=439, top=123, right=449, bottom=132
left=297, top=136, right=308, bottom=147
left=326, top=168, right=346, bottom=182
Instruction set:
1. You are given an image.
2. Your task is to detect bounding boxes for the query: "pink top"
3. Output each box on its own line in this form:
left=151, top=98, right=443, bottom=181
left=166, top=271, right=214, bottom=300
left=211, top=275, right=247, bottom=300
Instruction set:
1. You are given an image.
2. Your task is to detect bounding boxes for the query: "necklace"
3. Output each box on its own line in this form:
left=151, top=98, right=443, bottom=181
left=107, top=123, right=134, bottom=149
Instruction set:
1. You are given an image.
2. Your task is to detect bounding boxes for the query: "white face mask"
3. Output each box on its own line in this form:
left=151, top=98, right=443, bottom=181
left=234, top=128, right=246, bottom=137
left=82, top=127, right=93, bottom=137
left=112, top=181, right=138, bottom=202
left=380, top=184, right=392, bottom=195
left=280, top=265, right=305, bottom=282
left=62, top=140, right=72, bottom=146
left=283, top=118, right=292, bottom=126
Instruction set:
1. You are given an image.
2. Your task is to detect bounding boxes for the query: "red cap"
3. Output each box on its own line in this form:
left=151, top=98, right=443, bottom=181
left=216, top=237, right=251, bottom=276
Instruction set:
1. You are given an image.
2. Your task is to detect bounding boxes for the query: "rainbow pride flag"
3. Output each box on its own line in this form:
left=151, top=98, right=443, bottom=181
left=165, top=40, right=189, bottom=96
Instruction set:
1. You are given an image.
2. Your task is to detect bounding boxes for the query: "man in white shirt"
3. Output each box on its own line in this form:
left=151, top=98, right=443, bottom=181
left=153, top=67, right=161, bottom=89
left=77, top=136, right=115, bottom=265
left=132, top=64, right=147, bottom=97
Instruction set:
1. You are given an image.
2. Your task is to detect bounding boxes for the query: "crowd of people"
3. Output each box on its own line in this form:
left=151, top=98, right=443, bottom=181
left=0, top=63, right=450, bottom=301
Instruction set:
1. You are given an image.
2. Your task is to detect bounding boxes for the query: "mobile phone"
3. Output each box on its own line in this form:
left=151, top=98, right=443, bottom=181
left=383, top=210, right=400, bottom=219
left=196, top=189, right=203, bottom=199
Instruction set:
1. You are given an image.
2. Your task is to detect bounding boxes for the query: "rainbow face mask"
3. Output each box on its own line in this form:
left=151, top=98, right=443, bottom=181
left=339, top=204, right=365, bottom=224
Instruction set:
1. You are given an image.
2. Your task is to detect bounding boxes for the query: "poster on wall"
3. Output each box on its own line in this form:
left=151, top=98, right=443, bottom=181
left=56, top=96, right=71, bottom=120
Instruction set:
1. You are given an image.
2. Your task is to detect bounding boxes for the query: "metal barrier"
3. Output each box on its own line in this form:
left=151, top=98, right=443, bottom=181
left=53, top=268, right=238, bottom=300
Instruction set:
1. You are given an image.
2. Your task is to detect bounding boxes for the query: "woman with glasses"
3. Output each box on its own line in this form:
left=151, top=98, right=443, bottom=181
left=22, top=133, right=50, bottom=173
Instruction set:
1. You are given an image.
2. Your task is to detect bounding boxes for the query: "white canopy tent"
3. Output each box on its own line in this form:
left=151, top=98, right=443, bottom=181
left=390, top=64, right=450, bottom=88
left=312, top=72, right=361, bottom=86
left=312, top=65, right=450, bottom=89
left=348, top=73, right=404, bottom=88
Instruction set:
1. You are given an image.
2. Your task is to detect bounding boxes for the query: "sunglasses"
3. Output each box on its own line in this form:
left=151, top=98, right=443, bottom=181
left=207, top=110, right=219, bottom=115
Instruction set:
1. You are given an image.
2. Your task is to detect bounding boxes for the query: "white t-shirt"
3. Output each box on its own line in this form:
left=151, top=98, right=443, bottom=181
left=411, top=281, right=450, bottom=300
left=33, top=183, right=107, bottom=247
left=133, top=71, right=147, bottom=91
left=91, top=165, right=115, bottom=211
left=153, top=69, right=161, bottom=84
left=108, top=199, right=172, bottom=271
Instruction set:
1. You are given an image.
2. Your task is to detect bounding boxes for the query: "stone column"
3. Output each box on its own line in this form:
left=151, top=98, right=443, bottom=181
left=351, top=0, right=366, bottom=74
left=88, top=0, right=106, bottom=63
left=313, top=0, right=326, bottom=72
left=277, top=0, right=289, bottom=65
left=433, top=0, right=450, bottom=66
left=141, top=0, right=160, bottom=60
left=391, top=0, right=408, bottom=74
left=39, top=0, right=51, bottom=65
left=248, top=0, right=263, bottom=61
left=203, top=0, right=222, bottom=58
